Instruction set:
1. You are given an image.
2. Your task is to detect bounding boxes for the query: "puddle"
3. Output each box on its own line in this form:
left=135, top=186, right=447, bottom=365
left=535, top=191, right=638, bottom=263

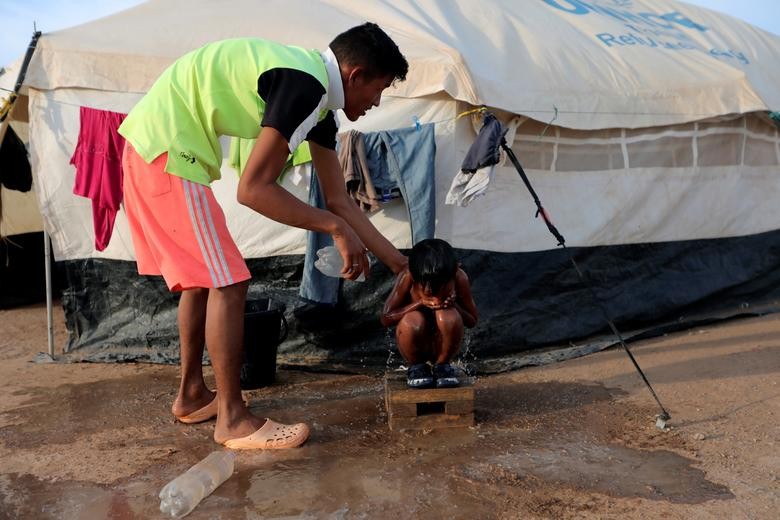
left=233, top=451, right=486, bottom=518
left=462, top=433, right=734, bottom=504
left=2, top=372, right=174, bottom=449
left=0, top=473, right=159, bottom=519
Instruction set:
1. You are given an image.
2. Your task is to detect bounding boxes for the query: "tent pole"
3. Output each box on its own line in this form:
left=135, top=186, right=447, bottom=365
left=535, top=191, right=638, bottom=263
left=44, top=230, right=53, bottom=357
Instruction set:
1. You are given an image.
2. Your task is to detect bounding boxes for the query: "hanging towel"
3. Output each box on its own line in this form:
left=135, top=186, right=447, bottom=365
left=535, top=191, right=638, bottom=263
left=338, top=130, right=401, bottom=211
left=445, top=166, right=496, bottom=207
left=70, top=106, right=127, bottom=251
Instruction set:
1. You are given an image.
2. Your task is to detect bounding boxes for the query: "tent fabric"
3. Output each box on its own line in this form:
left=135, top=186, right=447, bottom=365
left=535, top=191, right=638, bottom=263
left=448, top=109, right=780, bottom=252
left=0, top=186, right=43, bottom=237
left=23, top=0, right=780, bottom=129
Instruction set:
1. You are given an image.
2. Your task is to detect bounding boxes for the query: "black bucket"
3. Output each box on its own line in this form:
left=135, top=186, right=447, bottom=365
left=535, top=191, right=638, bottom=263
left=240, top=299, right=288, bottom=390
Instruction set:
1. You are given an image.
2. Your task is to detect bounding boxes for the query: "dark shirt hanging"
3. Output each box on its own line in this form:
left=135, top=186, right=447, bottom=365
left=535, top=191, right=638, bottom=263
left=0, top=126, right=32, bottom=192
left=460, top=112, right=507, bottom=173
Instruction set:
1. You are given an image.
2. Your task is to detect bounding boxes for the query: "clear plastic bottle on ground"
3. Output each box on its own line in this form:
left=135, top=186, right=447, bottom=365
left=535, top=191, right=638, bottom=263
left=159, top=450, right=236, bottom=518
left=314, top=246, right=366, bottom=281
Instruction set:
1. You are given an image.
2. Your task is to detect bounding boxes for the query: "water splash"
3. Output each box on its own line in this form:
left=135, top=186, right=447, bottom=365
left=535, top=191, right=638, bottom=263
left=384, top=328, right=400, bottom=370
left=454, top=330, right=478, bottom=383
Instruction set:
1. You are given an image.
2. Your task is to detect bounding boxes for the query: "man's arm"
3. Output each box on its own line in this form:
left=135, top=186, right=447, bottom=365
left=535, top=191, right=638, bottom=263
left=237, top=127, right=367, bottom=279
left=310, top=141, right=407, bottom=276
left=381, top=269, right=421, bottom=327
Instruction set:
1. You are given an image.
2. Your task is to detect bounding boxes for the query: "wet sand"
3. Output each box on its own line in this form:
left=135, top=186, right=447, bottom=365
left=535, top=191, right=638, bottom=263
left=0, top=302, right=778, bottom=519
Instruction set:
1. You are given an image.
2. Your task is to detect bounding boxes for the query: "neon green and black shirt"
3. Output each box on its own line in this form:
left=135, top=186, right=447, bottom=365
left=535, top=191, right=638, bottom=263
left=118, top=38, right=342, bottom=185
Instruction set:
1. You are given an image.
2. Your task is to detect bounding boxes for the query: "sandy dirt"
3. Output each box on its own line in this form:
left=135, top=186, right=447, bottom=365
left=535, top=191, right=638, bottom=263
left=0, top=301, right=778, bottom=519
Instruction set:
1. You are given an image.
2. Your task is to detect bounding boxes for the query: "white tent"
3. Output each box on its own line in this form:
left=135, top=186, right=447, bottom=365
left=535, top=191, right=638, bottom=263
left=17, top=0, right=780, bottom=365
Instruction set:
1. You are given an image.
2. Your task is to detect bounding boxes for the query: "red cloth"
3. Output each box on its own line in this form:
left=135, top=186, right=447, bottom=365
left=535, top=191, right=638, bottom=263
left=70, top=106, right=128, bottom=251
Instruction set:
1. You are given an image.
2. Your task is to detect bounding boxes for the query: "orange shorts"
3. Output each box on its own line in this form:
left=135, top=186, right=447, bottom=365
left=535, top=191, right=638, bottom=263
left=122, top=143, right=250, bottom=291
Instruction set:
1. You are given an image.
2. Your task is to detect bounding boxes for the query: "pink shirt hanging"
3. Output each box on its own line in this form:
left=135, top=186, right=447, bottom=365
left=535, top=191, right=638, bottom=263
left=70, top=106, right=128, bottom=251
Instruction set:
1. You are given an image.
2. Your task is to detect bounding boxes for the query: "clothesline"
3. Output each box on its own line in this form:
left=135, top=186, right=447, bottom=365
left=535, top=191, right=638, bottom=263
left=414, top=105, right=558, bottom=140
left=415, top=105, right=507, bottom=128
left=37, top=96, right=746, bottom=119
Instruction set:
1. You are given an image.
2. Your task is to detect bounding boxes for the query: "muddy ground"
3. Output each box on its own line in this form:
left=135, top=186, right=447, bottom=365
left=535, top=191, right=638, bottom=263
left=0, top=302, right=778, bottom=519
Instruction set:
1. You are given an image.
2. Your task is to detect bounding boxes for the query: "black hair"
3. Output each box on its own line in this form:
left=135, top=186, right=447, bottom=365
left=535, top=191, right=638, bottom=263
left=329, top=22, right=408, bottom=82
left=409, top=238, right=458, bottom=294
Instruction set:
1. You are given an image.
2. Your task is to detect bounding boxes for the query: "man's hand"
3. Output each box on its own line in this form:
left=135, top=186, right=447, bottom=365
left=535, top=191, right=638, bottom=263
left=332, top=224, right=370, bottom=281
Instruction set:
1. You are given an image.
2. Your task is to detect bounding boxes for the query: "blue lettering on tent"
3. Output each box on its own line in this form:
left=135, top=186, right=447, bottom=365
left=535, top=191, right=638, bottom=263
left=709, top=48, right=749, bottom=65
left=597, top=31, right=750, bottom=64
left=541, top=0, right=589, bottom=15
left=542, top=0, right=750, bottom=66
left=638, top=12, right=675, bottom=30
left=660, top=11, right=708, bottom=32
left=597, top=32, right=694, bottom=50
left=542, top=0, right=708, bottom=32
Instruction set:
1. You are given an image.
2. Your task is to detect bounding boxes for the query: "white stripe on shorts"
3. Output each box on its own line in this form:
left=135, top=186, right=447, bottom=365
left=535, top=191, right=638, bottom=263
left=182, top=179, right=224, bottom=287
left=194, top=183, right=235, bottom=285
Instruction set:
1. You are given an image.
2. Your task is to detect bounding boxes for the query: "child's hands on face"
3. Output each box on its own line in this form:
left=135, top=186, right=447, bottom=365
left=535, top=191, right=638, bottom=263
left=443, top=293, right=456, bottom=308
left=414, top=280, right=456, bottom=309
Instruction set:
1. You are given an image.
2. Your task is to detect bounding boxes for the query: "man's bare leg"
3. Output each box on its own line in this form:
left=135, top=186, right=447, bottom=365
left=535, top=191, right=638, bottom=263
left=207, top=280, right=266, bottom=444
left=172, top=287, right=216, bottom=417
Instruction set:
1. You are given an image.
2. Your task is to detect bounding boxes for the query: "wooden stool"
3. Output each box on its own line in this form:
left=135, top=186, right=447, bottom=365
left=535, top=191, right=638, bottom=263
left=384, top=372, right=475, bottom=431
